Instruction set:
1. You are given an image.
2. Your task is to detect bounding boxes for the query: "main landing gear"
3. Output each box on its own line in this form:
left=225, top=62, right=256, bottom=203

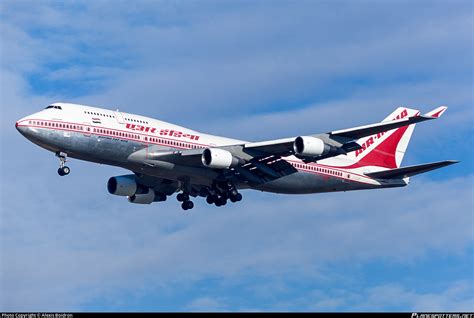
left=177, top=182, right=243, bottom=210
left=205, top=182, right=242, bottom=207
left=56, top=152, right=70, bottom=176
left=177, top=192, right=194, bottom=211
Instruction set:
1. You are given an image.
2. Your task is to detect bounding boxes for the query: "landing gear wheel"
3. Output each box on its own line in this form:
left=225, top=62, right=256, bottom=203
left=185, top=201, right=194, bottom=209
left=62, top=166, right=70, bottom=175
left=177, top=193, right=189, bottom=202
left=206, top=196, right=215, bottom=204
left=235, top=193, right=242, bottom=202
left=58, top=166, right=70, bottom=176
left=229, top=192, right=242, bottom=203
left=181, top=200, right=194, bottom=210
left=215, top=197, right=227, bottom=206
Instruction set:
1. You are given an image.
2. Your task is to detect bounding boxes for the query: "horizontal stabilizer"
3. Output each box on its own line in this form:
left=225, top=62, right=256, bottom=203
left=365, top=160, right=459, bottom=179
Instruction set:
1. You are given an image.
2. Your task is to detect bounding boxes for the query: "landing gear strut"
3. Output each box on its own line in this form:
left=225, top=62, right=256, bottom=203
left=56, top=152, right=70, bottom=176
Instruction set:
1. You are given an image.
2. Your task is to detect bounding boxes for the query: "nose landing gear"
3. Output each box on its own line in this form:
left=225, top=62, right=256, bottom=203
left=56, top=152, right=70, bottom=176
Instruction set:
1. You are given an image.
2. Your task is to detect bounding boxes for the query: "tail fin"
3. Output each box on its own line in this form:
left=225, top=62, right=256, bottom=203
left=347, top=107, right=420, bottom=169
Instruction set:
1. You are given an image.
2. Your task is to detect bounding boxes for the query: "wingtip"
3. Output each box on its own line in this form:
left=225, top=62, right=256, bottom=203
left=425, top=106, right=448, bottom=118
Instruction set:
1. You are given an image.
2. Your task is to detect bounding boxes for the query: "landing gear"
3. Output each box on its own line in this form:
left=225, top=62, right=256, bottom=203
left=206, top=195, right=217, bottom=204
left=181, top=200, right=194, bottom=210
left=177, top=191, right=194, bottom=211
left=176, top=182, right=243, bottom=210
left=56, top=152, right=70, bottom=176
left=229, top=192, right=243, bottom=203
left=176, top=192, right=189, bottom=202
left=58, top=166, right=70, bottom=176
left=205, top=182, right=243, bottom=207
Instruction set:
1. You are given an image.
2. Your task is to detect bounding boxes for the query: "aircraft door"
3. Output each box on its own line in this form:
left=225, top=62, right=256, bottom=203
left=83, top=122, right=91, bottom=137
left=114, top=111, right=125, bottom=124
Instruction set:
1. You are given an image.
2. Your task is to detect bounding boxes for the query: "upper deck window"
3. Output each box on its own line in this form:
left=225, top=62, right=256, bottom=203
left=45, top=105, right=62, bottom=110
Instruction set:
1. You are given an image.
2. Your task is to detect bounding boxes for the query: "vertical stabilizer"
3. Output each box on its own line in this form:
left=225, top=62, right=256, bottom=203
left=346, top=107, right=420, bottom=169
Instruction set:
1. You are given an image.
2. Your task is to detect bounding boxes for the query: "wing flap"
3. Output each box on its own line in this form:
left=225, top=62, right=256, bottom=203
left=234, top=155, right=298, bottom=185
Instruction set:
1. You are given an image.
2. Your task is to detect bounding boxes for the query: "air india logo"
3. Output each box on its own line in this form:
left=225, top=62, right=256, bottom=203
left=355, top=109, right=408, bottom=157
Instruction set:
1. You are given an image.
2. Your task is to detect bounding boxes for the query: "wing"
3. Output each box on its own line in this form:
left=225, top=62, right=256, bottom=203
left=244, top=106, right=447, bottom=156
left=127, top=106, right=447, bottom=185
left=127, top=145, right=297, bottom=186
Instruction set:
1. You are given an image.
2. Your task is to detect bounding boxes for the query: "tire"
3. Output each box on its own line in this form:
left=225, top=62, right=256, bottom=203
left=57, top=168, right=65, bottom=176
left=206, top=196, right=214, bottom=204
left=218, top=197, right=227, bottom=206
left=181, top=202, right=188, bottom=210
left=62, top=166, right=70, bottom=175
left=177, top=193, right=184, bottom=202
left=235, top=193, right=242, bottom=201
left=186, top=201, right=194, bottom=209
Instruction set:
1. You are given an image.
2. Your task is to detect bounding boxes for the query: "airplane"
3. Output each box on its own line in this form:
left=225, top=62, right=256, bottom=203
left=15, top=103, right=458, bottom=210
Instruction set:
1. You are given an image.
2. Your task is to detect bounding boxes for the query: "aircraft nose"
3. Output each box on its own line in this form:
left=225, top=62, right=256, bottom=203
left=16, top=117, right=29, bottom=135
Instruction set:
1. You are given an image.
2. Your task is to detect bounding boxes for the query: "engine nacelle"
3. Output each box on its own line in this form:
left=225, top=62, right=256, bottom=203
left=293, top=136, right=330, bottom=157
left=107, top=175, right=137, bottom=196
left=128, top=188, right=155, bottom=204
left=201, top=148, right=241, bottom=169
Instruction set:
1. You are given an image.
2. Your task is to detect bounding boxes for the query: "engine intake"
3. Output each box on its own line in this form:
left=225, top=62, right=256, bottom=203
left=293, top=136, right=331, bottom=157
left=201, top=148, right=241, bottom=169
left=107, top=175, right=137, bottom=196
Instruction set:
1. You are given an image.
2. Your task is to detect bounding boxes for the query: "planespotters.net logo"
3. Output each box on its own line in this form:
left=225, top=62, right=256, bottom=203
left=412, top=314, right=473, bottom=318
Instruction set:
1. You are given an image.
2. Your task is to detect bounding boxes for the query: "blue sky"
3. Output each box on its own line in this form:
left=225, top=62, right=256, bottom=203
left=0, top=0, right=473, bottom=312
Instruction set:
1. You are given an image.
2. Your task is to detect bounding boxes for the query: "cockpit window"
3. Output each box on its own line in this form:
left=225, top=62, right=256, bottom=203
left=44, top=105, right=62, bottom=110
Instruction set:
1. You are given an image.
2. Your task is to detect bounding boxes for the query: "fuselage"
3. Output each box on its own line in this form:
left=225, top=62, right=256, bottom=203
left=16, top=102, right=406, bottom=195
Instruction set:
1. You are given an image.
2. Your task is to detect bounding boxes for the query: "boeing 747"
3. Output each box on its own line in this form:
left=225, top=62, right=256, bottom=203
left=16, top=103, right=457, bottom=210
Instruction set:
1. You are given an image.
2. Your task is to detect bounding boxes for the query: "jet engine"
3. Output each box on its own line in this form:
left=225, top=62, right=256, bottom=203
left=128, top=188, right=155, bottom=204
left=201, top=148, right=241, bottom=169
left=107, top=175, right=137, bottom=196
left=293, top=136, right=331, bottom=157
